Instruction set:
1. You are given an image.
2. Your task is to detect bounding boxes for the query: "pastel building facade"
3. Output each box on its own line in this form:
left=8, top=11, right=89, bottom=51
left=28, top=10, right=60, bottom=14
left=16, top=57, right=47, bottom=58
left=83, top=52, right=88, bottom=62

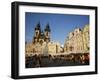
left=64, top=25, right=89, bottom=54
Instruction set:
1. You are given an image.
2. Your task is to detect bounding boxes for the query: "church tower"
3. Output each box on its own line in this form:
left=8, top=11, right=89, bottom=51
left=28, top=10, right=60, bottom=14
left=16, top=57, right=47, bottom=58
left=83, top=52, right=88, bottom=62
left=44, top=24, right=51, bottom=42
left=33, top=22, right=41, bottom=43
left=35, top=22, right=41, bottom=37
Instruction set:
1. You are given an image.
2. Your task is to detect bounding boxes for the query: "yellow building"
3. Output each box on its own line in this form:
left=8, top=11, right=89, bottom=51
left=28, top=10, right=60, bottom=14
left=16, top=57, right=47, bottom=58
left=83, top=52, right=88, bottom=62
left=26, top=23, right=89, bottom=56
left=64, top=25, right=89, bottom=54
left=82, top=25, right=89, bottom=53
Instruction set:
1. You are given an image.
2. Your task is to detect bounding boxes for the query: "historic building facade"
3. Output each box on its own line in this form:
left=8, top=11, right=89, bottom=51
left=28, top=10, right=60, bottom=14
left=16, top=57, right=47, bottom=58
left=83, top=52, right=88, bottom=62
left=64, top=25, right=89, bottom=54
left=26, top=23, right=89, bottom=56
left=82, top=25, right=89, bottom=53
left=25, top=23, right=63, bottom=56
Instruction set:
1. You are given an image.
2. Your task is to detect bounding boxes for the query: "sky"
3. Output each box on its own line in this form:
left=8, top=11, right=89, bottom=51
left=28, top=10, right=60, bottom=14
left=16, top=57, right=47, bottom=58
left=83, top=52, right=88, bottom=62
left=25, top=12, right=89, bottom=45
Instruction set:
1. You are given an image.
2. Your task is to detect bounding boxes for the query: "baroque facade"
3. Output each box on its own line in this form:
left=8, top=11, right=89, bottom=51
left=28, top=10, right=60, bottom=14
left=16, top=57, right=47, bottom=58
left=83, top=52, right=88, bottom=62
left=26, top=23, right=89, bottom=56
left=25, top=23, right=63, bottom=56
left=64, top=25, right=89, bottom=54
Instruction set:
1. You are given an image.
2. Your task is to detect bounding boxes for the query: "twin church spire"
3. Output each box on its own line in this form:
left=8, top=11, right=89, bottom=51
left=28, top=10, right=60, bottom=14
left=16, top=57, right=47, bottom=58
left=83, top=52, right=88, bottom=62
left=33, top=22, right=51, bottom=44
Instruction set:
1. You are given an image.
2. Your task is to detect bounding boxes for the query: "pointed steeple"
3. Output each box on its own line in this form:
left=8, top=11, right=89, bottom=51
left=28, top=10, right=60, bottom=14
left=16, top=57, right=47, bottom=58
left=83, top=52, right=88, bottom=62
left=35, top=22, right=41, bottom=30
left=45, top=23, right=51, bottom=32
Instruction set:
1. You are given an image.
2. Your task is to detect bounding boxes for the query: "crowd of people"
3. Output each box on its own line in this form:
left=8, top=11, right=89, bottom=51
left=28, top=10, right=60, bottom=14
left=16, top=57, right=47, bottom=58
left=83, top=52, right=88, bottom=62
left=25, top=53, right=89, bottom=68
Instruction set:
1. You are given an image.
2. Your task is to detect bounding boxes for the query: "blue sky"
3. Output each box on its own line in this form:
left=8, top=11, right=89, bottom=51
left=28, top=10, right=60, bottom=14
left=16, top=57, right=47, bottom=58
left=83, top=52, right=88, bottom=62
left=25, top=12, right=89, bottom=45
